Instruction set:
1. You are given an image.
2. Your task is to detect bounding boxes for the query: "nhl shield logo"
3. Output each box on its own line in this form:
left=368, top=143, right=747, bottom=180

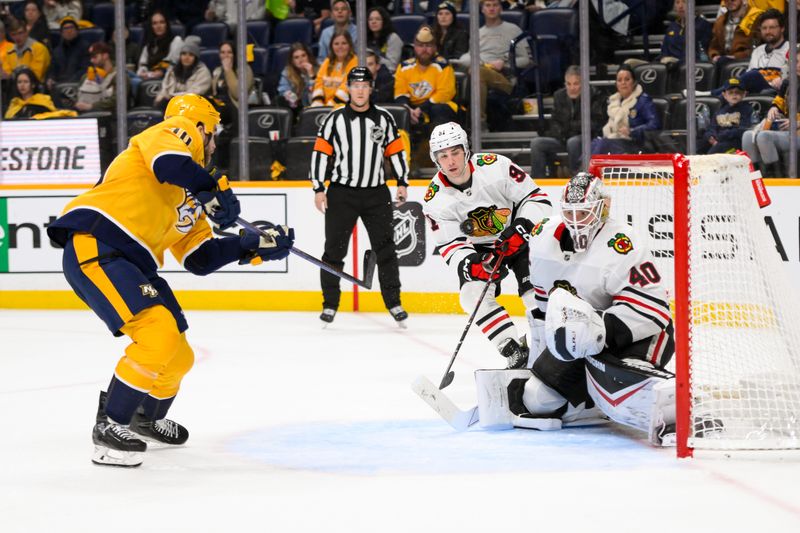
left=370, top=125, right=385, bottom=144
left=393, top=202, right=425, bottom=267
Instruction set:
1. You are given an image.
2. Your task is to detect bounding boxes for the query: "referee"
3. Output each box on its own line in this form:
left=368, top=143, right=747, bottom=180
left=310, top=67, right=410, bottom=326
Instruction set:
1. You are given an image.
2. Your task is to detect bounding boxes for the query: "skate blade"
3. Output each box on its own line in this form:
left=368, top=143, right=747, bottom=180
left=396, top=320, right=408, bottom=329
left=92, top=445, right=143, bottom=467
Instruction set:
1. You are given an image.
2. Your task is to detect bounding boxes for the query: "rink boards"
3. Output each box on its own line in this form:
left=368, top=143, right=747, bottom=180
left=1, top=180, right=799, bottom=313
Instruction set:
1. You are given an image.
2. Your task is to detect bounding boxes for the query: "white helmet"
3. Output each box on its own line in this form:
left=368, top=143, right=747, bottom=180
left=429, top=122, right=470, bottom=173
left=561, top=172, right=610, bottom=252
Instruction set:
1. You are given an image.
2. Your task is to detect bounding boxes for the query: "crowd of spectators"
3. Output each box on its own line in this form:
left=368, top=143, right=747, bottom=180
left=0, top=0, right=799, bottom=178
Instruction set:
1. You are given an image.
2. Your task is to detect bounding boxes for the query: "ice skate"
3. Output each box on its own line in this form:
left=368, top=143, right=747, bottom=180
left=320, top=308, right=336, bottom=327
left=130, top=409, right=189, bottom=446
left=389, top=305, right=408, bottom=329
left=92, top=421, right=147, bottom=467
left=499, top=338, right=528, bottom=369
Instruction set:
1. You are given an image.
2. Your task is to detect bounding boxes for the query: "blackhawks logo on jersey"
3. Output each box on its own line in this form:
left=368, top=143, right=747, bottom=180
left=551, top=279, right=578, bottom=296
left=424, top=183, right=439, bottom=202
left=531, top=217, right=549, bottom=237
left=467, top=205, right=511, bottom=236
left=176, top=191, right=204, bottom=233
left=475, top=153, right=497, bottom=166
left=607, top=232, right=633, bottom=254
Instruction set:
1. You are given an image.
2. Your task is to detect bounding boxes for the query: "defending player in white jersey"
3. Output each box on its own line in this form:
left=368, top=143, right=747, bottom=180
left=422, top=122, right=552, bottom=368
left=475, top=172, right=679, bottom=444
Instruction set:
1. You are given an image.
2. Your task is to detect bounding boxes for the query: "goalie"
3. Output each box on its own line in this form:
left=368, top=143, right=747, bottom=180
left=476, top=172, right=677, bottom=444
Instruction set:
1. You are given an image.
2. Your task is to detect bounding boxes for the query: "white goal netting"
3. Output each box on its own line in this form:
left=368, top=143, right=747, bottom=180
left=592, top=154, right=800, bottom=452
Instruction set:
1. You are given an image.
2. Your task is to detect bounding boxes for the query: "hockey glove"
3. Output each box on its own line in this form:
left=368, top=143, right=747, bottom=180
left=495, top=218, right=535, bottom=257
left=239, top=225, right=295, bottom=265
left=545, top=288, right=606, bottom=361
left=458, top=252, right=507, bottom=283
left=196, top=170, right=241, bottom=230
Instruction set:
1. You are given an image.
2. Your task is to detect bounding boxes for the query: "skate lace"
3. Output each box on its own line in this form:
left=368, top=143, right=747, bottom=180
left=154, top=419, right=180, bottom=439
left=110, top=424, right=139, bottom=441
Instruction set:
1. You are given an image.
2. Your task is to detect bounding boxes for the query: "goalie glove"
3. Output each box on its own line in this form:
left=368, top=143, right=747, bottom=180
left=196, top=168, right=241, bottom=230
left=495, top=218, right=534, bottom=257
left=239, top=225, right=295, bottom=265
left=545, top=288, right=605, bottom=361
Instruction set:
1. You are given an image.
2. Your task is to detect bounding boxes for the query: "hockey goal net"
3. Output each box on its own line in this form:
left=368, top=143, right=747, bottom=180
left=587, top=153, right=800, bottom=457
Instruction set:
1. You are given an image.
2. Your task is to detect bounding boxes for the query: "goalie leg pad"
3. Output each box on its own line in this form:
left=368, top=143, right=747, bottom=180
left=584, top=354, right=675, bottom=442
left=545, top=288, right=605, bottom=361
left=475, top=369, right=534, bottom=429
left=522, top=373, right=568, bottom=416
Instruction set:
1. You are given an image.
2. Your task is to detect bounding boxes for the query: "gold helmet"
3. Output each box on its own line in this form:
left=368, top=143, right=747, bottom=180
left=164, top=94, right=221, bottom=133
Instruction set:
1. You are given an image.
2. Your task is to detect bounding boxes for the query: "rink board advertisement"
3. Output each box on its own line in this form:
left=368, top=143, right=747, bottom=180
left=1, top=181, right=800, bottom=311
left=0, top=119, right=101, bottom=185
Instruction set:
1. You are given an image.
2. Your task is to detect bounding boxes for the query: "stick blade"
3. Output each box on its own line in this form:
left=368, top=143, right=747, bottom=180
left=439, top=371, right=455, bottom=390
left=361, top=249, right=377, bottom=289
left=411, top=375, right=478, bottom=431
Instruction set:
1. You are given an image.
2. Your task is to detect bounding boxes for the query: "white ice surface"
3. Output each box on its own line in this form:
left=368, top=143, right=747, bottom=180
left=1, top=309, right=800, bottom=533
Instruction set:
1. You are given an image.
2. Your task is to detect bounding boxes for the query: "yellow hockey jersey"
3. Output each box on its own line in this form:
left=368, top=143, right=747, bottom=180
left=48, top=115, right=213, bottom=272
left=394, top=56, right=457, bottom=112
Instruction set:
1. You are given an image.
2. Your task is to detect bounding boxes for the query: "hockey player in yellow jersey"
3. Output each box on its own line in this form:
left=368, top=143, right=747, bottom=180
left=47, top=94, right=295, bottom=467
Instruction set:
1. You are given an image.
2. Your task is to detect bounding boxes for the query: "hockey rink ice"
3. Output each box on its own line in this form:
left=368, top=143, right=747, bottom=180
left=2, top=309, right=800, bottom=532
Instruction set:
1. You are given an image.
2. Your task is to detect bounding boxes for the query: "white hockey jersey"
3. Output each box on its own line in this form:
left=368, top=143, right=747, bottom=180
left=528, top=216, right=673, bottom=367
left=422, top=152, right=552, bottom=269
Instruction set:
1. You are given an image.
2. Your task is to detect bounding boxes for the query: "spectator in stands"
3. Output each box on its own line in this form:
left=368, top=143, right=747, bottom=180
left=42, top=0, right=82, bottom=30
left=366, top=7, right=402, bottom=73
left=310, top=28, right=357, bottom=106
left=1, top=17, right=51, bottom=82
left=590, top=64, right=661, bottom=155
left=317, top=0, right=356, bottom=62
left=4, top=66, right=57, bottom=118
left=454, top=0, right=531, bottom=131
left=277, top=41, right=318, bottom=112
left=529, top=65, right=606, bottom=178
left=395, top=25, right=456, bottom=128
left=137, top=9, right=183, bottom=81
left=46, top=17, right=90, bottom=90
left=431, top=1, right=469, bottom=63
left=702, top=77, right=754, bottom=154
left=290, top=0, right=331, bottom=37
left=74, top=41, right=127, bottom=114
left=154, top=36, right=211, bottom=108
left=366, top=48, right=393, bottom=104
left=23, top=0, right=50, bottom=47
left=708, top=0, right=762, bottom=75
left=211, top=40, right=254, bottom=110
left=657, top=0, right=712, bottom=65
left=732, top=9, right=788, bottom=94
left=742, top=48, right=800, bottom=177
left=205, top=0, right=266, bottom=33
left=149, top=0, right=206, bottom=32
left=0, top=20, right=13, bottom=66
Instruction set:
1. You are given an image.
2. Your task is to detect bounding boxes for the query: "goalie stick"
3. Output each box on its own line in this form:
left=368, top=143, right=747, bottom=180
left=236, top=217, right=377, bottom=289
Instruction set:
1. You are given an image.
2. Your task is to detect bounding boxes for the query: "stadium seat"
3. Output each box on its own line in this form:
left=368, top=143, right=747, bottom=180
left=651, top=96, right=670, bottom=129
left=633, top=63, right=668, bottom=98
left=246, top=20, right=270, bottom=47
left=743, top=95, right=775, bottom=123
left=249, top=107, right=292, bottom=165
left=456, top=13, right=484, bottom=28
left=171, top=23, right=186, bottom=38
left=500, top=10, right=526, bottom=28
left=717, top=60, right=749, bottom=87
left=320, top=17, right=334, bottom=34
left=391, top=15, right=427, bottom=43
left=79, top=27, right=106, bottom=45
left=294, top=106, right=333, bottom=137
left=136, top=79, right=163, bottom=108
left=129, top=26, right=144, bottom=44
left=516, top=8, right=578, bottom=95
left=284, top=137, right=315, bottom=180
left=263, top=45, right=290, bottom=99
left=674, top=62, right=715, bottom=93
left=527, top=7, right=577, bottom=38
left=199, top=49, right=221, bottom=72
left=379, top=104, right=411, bottom=133
left=127, top=109, right=163, bottom=137
left=230, top=137, right=273, bottom=181
left=272, top=18, right=313, bottom=46
left=251, top=47, right=269, bottom=77
left=191, top=22, right=229, bottom=48
left=90, top=2, right=115, bottom=38
left=667, top=96, right=720, bottom=131
left=49, top=28, right=60, bottom=47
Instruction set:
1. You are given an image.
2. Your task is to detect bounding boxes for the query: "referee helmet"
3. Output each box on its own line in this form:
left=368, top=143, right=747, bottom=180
left=347, top=66, right=374, bottom=86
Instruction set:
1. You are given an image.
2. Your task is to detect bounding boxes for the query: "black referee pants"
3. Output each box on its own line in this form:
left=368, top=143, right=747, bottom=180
left=321, top=183, right=402, bottom=310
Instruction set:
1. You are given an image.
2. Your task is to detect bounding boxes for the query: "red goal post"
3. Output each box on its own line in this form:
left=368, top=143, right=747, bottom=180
left=587, top=153, right=800, bottom=458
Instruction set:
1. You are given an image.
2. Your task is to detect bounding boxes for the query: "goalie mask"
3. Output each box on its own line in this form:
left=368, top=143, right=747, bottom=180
left=429, top=122, right=470, bottom=176
left=561, top=172, right=610, bottom=252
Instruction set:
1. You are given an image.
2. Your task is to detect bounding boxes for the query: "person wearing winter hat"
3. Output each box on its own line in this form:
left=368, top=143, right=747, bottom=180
left=431, top=1, right=469, bottom=62
left=154, top=35, right=212, bottom=108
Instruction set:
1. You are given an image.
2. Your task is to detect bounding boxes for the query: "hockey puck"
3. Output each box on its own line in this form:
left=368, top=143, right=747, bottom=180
left=460, top=219, right=474, bottom=235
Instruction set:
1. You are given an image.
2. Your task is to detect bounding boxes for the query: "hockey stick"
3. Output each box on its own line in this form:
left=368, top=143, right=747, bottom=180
left=438, top=256, right=505, bottom=389
left=412, top=375, right=479, bottom=431
left=236, top=217, right=377, bottom=290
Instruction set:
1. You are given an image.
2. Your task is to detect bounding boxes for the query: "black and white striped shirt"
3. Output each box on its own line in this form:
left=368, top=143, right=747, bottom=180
left=309, top=104, right=409, bottom=192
